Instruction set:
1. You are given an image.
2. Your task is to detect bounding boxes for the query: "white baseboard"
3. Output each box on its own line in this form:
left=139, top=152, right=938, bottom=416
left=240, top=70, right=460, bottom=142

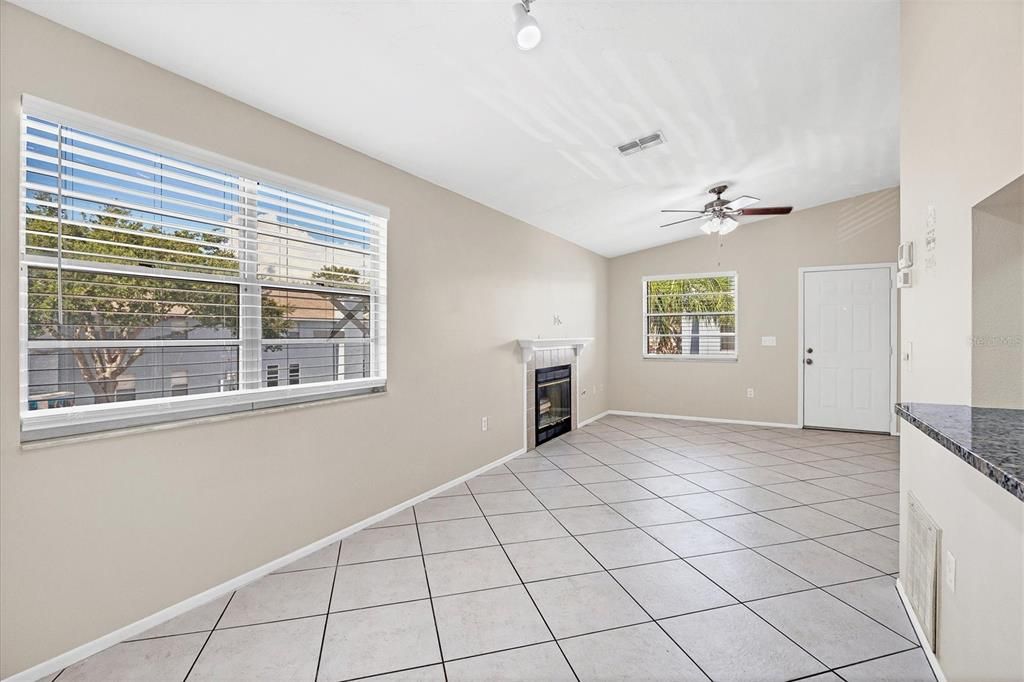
left=577, top=410, right=610, bottom=428
left=895, top=578, right=947, bottom=682
left=4, top=446, right=526, bottom=682
left=603, top=409, right=800, bottom=430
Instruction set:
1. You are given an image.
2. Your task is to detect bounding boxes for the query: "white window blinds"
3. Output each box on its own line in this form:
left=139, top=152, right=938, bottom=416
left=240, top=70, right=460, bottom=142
left=643, top=273, right=737, bottom=359
left=19, top=98, right=388, bottom=438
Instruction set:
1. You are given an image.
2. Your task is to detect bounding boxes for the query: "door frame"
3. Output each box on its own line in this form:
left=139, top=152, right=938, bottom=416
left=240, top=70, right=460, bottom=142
left=797, top=263, right=898, bottom=435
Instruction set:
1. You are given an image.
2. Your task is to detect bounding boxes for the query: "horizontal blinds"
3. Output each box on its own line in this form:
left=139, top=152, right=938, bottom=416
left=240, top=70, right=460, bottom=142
left=21, top=109, right=387, bottom=416
left=645, top=274, right=736, bottom=357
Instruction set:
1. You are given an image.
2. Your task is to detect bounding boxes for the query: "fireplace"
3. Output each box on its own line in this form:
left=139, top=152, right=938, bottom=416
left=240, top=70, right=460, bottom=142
left=535, top=364, right=572, bottom=445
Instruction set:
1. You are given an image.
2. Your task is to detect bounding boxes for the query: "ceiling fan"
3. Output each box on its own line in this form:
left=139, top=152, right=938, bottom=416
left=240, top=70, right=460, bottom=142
left=660, top=184, right=793, bottom=235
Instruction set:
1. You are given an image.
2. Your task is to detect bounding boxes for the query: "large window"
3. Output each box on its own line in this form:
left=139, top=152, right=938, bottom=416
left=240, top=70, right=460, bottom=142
left=19, top=98, right=388, bottom=439
left=643, top=272, right=737, bottom=359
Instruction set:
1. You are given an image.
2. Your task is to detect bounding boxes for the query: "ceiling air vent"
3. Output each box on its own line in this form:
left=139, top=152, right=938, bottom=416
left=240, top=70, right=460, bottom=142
left=617, top=131, right=665, bottom=156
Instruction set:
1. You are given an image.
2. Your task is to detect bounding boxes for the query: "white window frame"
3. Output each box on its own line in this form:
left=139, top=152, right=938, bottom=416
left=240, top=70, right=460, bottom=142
left=18, top=96, right=389, bottom=441
left=641, top=271, right=739, bottom=362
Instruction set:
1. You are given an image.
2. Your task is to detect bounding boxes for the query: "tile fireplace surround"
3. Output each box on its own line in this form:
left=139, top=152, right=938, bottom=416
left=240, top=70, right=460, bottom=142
left=518, top=339, right=592, bottom=451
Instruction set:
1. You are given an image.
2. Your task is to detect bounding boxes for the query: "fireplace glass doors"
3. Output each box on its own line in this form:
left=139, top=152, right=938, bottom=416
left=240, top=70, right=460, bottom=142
left=535, top=364, right=571, bottom=445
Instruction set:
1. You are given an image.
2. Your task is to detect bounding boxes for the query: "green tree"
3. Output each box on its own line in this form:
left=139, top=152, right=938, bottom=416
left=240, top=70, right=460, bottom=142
left=646, top=276, right=735, bottom=355
left=26, top=192, right=289, bottom=402
left=311, top=264, right=367, bottom=290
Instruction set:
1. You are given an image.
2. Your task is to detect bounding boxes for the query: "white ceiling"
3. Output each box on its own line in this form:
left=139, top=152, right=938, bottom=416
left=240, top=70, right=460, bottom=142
left=14, top=0, right=900, bottom=257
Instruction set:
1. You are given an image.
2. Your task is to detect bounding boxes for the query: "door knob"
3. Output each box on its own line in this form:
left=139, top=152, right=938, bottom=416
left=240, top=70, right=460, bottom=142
left=806, top=348, right=813, bottom=353
left=805, top=358, right=813, bottom=365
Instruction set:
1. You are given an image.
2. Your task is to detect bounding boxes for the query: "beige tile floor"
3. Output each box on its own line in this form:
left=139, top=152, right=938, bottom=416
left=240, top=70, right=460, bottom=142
left=44, top=415, right=937, bottom=682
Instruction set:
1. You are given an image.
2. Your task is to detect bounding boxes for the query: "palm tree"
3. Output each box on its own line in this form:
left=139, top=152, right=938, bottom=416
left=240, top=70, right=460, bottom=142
left=646, top=276, right=735, bottom=355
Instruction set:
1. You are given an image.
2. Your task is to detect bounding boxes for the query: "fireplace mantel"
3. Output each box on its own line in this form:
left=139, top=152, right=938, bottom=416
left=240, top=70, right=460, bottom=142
left=517, top=338, right=593, bottom=363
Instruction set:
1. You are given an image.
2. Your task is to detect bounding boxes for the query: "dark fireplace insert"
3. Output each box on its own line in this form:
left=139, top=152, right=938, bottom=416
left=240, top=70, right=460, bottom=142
left=536, top=364, right=572, bottom=445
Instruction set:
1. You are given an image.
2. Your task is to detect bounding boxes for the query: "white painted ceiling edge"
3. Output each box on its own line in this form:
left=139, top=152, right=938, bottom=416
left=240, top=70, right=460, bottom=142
left=11, top=0, right=900, bottom=258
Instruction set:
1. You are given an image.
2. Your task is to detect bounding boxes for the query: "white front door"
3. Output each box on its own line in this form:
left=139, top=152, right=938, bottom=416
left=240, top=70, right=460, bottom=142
left=802, top=266, right=893, bottom=433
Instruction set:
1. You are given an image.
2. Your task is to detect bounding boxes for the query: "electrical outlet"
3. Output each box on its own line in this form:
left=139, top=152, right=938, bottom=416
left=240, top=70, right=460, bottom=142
left=481, top=416, right=488, bottom=432
left=944, top=550, right=956, bottom=591
left=746, top=388, right=754, bottom=398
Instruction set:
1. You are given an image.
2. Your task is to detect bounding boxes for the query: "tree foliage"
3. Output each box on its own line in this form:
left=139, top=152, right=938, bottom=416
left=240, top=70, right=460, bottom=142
left=646, top=276, right=736, bottom=355
left=26, top=192, right=284, bottom=402
left=26, top=187, right=377, bottom=403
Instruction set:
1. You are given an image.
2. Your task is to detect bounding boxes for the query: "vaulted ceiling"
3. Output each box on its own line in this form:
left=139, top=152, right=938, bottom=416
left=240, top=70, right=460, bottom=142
left=14, top=0, right=899, bottom=256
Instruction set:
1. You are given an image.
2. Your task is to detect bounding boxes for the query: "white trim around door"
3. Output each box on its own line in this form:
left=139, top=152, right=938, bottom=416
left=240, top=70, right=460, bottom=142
left=797, top=263, right=898, bottom=435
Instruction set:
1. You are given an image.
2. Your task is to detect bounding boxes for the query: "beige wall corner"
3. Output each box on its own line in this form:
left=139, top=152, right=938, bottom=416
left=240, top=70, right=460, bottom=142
left=606, top=187, right=900, bottom=425
left=0, top=3, right=609, bottom=676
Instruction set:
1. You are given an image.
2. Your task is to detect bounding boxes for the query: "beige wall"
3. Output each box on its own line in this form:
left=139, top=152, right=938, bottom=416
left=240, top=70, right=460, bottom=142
left=0, top=4, right=608, bottom=676
left=899, top=2, right=1024, bottom=680
left=607, top=188, right=900, bottom=425
left=972, top=176, right=1024, bottom=409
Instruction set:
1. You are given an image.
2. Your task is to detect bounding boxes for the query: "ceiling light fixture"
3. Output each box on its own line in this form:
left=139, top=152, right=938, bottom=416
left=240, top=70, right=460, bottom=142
left=513, top=0, right=541, bottom=51
left=718, top=216, right=739, bottom=235
left=699, top=215, right=739, bottom=235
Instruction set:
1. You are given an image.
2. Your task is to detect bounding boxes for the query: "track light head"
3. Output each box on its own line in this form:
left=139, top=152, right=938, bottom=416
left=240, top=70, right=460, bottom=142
left=513, top=0, right=542, bottom=51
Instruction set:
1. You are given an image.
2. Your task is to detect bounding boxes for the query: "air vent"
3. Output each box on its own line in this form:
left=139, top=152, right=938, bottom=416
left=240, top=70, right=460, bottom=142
left=617, top=130, right=665, bottom=156
left=617, top=140, right=642, bottom=156
left=906, top=492, right=940, bottom=651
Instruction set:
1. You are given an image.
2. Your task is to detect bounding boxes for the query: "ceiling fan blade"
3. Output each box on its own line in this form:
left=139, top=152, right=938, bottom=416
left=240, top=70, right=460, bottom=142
left=739, top=206, right=793, bottom=216
left=659, top=215, right=706, bottom=228
left=723, top=195, right=759, bottom=210
left=660, top=209, right=704, bottom=213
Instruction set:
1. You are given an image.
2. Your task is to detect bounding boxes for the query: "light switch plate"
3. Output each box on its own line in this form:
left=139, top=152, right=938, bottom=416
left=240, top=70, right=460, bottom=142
left=760, top=336, right=777, bottom=346
left=944, top=550, right=956, bottom=591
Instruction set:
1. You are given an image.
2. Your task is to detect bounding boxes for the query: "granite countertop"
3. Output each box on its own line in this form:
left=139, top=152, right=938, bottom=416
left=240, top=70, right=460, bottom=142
left=895, top=402, right=1024, bottom=502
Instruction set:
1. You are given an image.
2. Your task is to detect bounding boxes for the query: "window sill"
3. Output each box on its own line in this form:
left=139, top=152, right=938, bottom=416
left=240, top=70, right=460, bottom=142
left=20, top=379, right=387, bottom=444
left=642, top=354, right=739, bottom=362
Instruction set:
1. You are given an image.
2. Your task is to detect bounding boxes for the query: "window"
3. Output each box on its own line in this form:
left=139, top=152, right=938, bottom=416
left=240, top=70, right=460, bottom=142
left=19, top=98, right=388, bottom=440
left=643, top=272, right=737, bottom=359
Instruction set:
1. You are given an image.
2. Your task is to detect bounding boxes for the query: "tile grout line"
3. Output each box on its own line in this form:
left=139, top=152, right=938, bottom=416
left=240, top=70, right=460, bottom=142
left=458, top=479, right=581, bottom=682
left=411, top=505, right=449, bottom=682
left=829, top=644, right=939, bottom=682
left=313, top=540, right=344, bottom=682
left=181, top=590, right=235, bottom=681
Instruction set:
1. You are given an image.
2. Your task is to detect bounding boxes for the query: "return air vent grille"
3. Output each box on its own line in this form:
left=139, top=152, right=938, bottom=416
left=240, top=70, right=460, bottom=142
left=905, top=492, right=940, bottom=652
left=617, top=131, right=665, bottom=156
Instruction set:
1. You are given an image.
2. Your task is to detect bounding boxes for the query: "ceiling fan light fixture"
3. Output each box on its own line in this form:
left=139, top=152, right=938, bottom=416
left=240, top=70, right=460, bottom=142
left=513, top=1, right=542, bottom=51
left=699, top=220, right=716, bottom=235
left=718, top=217, right=739, bottom=235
